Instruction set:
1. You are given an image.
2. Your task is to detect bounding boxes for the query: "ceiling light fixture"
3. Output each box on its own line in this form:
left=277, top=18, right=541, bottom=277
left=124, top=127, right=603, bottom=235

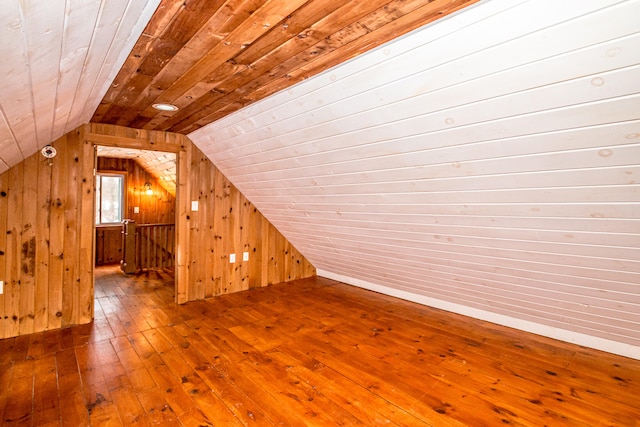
left=152, top=103, right=179, bottom=111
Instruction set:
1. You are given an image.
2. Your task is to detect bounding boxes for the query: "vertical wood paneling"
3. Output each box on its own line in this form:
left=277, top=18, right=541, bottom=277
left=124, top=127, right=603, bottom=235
left=188, top=147, right=204, bottom=300
left=186, top=143, right=315, bottom=301
left=175, top=149, right=189, bottom=304
left=34, top=151, right=52, bottom=332
left=0, top=173, right=7, bottom=337
left=86, top=123, right=313, bottom=302
left=189, top=0, right=640, bottom=357
left=61, top=130, right=81, bottom=327
left=0, top=123, right=314, bottom=339
left=48, top=139, right=66, bottom=331
left=0, top=126, right=94, bottom=338
left=203, top=152, right=216, bottom=298
left=79, top=135, right=95, bottom=324
left=95, top=227, right=121, bottom=265
left=95, top=155, right=176, bottom=266
left=19, top=156, right=38, bottom=335
left=97, top=156, right=176, bottom=223
left=4, top=163, right=23, bottom=337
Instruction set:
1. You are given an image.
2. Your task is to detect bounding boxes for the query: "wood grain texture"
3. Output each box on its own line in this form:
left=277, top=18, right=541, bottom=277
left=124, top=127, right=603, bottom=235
left=1, top=265, right=638, bottom=426
left=0, top=123, right=314, bottom=338
left=0, top=126, right=94, bottom=338
left=97, top=156, right=176, bottom=225
left=190, top=0, right=640, bottom=358
left=97, top=147, right=177, bottom=196
left=91, top=0, right=479, bottom=133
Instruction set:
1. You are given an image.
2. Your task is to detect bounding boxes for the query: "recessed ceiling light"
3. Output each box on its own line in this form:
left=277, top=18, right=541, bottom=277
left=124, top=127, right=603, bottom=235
left=152, top=103, right=179, bottom=111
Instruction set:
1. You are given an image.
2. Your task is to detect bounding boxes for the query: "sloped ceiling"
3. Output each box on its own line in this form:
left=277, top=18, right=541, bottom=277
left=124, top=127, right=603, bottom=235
left=91, top=0, right=478, bottom=133
left=1, top=0, right=639, bottom=358
left=190, top=0, right=640, bottom=357
left=0, top=0, right=478, bottom=175
left=97, top=146, right=177, bottom=196
left=0, top=0, right=161, bottom=174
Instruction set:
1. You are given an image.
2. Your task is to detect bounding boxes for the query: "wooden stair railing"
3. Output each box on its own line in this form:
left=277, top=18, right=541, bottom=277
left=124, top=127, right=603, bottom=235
left=135, top=223, right=175, bottom=271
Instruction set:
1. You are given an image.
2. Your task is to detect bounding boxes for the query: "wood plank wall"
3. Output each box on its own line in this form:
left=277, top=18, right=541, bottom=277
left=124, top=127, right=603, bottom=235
left=184, top=143, right=315, bottom=299
left=95, top=227, right=122, bottom=265
left=0, top=122, right=315, bottom=338
left=0, top=126, right=94, bottom=339
left=95, top=157, right=176, bottom=265
left=88, top=123, right=315, bottom=304
left=98, top=156, right=176, bottom=225
left=190, top=0, right=640, bottom=357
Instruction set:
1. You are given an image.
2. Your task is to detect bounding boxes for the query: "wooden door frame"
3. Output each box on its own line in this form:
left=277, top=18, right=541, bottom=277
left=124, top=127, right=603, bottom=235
left=84, top=124, right=190, bottom=304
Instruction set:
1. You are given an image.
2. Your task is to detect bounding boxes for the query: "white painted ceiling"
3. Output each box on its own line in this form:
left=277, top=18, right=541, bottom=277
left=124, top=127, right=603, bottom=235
left=0, top=0, right=160, bottom=174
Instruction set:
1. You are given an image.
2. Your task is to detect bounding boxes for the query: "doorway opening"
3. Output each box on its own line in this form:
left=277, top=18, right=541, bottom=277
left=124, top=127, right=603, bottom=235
left=94, top=146, right=177, bottom=293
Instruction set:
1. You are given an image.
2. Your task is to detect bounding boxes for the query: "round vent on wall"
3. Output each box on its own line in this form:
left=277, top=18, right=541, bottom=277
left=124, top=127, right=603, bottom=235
left=41, top=145, right=57, bottom=159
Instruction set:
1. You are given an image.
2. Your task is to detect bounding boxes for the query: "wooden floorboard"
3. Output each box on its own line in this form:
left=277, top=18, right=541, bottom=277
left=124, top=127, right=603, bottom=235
left=0, top=265, right=639, bottom=426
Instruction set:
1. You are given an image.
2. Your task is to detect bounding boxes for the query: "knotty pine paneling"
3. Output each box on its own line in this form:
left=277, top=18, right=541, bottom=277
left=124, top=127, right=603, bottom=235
left=0, top=0, right=160, bottom=174
left=185, top=143, right=315, bottom=300
left=95, top=156, right=176, bottom=266
left=97, top=156, right=176, bottom=224
left=0, top=126, right=94, bottom=338
left=95, top=226, right=122, bottom=265
left=88, top=123, right=314, bottom=302
left=190, top=0, right=640, bottom=358
left=0, top=122, right=314, bottom=338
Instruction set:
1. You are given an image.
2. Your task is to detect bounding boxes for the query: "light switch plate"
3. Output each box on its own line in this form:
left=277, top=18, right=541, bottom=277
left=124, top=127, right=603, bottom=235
left=191, top=201, right=199, bottom=211
left=229, top=253, right=236, bottom=263
left=133, top=206, right=139, bottom=214
left=0, top=281, right=3, bottom=295
left=243, top=252, right=249, bottom=261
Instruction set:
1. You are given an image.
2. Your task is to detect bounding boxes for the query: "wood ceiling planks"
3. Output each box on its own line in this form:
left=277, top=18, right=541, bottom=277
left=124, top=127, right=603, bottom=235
left=91, top=0, right=479, bottom=134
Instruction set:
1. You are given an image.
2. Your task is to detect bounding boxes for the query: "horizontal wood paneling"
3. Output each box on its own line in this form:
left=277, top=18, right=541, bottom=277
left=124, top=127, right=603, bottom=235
left=190, top=0, right=640, bottom=357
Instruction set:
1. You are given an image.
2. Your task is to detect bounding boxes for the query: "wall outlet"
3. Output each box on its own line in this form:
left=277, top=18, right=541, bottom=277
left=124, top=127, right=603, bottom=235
left=133, top=206, right=139, bottom=214
left=243, top=252, right=249, bottom=261
left=0, top=280, right=3, bottom=295
left=229, top=253, right=236, bottom=263
left=191, top=201, right=199, bottom=211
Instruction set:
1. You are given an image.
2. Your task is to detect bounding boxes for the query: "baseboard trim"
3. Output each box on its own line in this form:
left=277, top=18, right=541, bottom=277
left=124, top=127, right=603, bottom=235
left=317, top=269, right=640, bottom=361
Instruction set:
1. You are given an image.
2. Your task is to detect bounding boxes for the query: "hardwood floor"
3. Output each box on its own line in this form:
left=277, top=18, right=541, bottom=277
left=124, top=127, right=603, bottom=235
left=1, top=265, right=639, bottom=426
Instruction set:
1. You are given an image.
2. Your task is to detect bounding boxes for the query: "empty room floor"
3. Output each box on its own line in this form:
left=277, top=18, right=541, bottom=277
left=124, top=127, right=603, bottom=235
left=1, top=265, right=639, bottom=426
